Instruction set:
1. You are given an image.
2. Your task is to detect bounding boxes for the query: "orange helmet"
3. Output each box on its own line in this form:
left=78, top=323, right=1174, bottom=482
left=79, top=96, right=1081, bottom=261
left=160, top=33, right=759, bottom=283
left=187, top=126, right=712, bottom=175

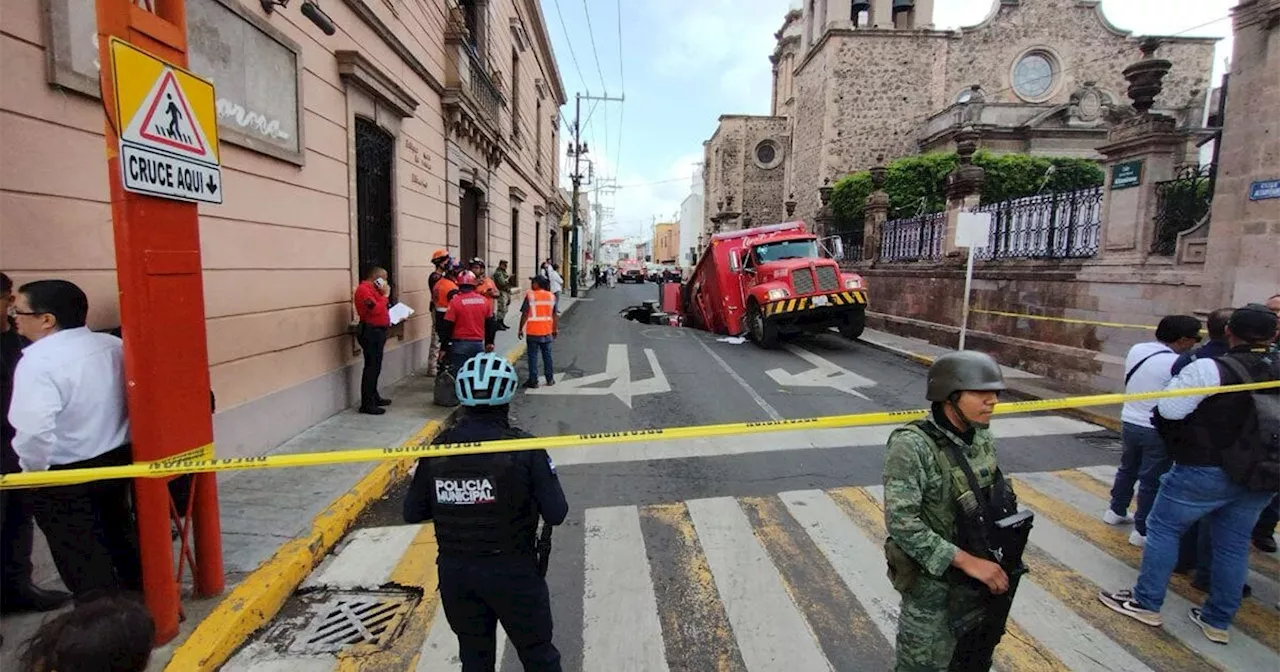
left=431, top=249, right=451, bottom=264
left=456, top=271, right=478, bottom=286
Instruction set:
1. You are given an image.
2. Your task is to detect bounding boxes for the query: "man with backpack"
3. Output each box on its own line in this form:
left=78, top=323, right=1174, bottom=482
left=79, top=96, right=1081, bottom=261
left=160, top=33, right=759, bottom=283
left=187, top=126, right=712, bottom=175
left=1103, top=315, right=1204, bottom=547
left=1099, top=304, right=1279, bottom=645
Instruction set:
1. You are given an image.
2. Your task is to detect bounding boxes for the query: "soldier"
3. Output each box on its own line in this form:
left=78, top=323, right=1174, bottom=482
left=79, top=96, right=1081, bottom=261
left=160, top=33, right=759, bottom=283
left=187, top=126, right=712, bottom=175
left=884, top=350, right=1030, bottom=671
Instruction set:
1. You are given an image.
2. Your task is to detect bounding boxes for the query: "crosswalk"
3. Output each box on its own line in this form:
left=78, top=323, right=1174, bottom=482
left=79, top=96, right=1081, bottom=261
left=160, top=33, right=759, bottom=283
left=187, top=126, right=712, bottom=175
left=226, top=467, right=1280, bottom=671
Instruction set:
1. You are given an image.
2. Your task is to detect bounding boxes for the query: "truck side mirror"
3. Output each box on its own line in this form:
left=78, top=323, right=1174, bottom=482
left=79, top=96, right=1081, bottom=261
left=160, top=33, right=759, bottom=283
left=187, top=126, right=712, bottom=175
left=831, top=237, right=845, bottom=261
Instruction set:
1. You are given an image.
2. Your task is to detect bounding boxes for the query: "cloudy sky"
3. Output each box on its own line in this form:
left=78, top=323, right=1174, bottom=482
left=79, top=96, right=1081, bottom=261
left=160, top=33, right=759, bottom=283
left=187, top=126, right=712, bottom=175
left=542, top=0, right=1236, bottom=241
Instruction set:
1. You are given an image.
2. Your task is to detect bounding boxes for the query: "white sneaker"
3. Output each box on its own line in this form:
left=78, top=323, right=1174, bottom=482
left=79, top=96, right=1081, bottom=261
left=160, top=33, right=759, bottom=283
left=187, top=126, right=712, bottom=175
left=1104, top=510, right=1134, bottom=525
left=1129, top=530, right=1146, bottom=547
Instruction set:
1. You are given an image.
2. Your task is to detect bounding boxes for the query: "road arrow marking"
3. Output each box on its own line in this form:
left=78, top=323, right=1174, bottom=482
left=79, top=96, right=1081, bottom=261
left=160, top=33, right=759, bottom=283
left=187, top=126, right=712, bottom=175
left=526, top=344, right=671, bottom=408
left=766, top=345, right=877, bottom=399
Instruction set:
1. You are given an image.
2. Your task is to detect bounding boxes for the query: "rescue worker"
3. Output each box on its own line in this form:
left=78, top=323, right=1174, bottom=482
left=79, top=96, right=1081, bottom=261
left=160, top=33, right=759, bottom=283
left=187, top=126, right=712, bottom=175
left=471, top=259, right=505, bottom=330
left=432, top=265, right=461, bottom=372
left=441, top=271, right=497, bottom=374
left=427, top=249, right=453, bottom=375
left=403, top=352, right=568, bottom=672
left=884, top=350, right=1024, bottom=671
left=518, top=276, right=558, bottom=389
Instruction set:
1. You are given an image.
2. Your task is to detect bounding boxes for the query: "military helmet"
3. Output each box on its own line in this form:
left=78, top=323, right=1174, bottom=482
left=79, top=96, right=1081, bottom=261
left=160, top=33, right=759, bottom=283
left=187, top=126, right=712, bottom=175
left=926, top=351, right=1007, bottom=402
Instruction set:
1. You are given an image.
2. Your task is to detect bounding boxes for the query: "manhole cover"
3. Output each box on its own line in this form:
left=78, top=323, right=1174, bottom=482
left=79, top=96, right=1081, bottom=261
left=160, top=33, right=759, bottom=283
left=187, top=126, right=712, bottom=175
left=276, top=589, right=418, bottom=654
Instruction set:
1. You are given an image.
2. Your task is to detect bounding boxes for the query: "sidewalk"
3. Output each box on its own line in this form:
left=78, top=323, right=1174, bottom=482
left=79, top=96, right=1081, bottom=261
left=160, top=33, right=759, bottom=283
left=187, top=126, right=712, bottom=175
left=858, top=327, right=1122, bottom=431
left=0, top=290, right=588, bottom=670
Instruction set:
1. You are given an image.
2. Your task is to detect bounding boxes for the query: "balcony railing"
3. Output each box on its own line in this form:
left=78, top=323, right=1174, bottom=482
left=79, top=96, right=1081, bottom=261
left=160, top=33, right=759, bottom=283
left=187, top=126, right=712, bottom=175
left=1152, top=165, right=1213, bottom=256
left=463, top=47, right=502, bottom=124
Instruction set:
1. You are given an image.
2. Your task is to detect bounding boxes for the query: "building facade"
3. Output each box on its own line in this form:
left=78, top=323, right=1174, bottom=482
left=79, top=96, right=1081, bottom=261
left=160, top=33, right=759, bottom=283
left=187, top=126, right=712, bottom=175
left=703, top=0, right=1217, bottom=233
left=1, top=0, right=565, bottom=458
left=678, top=190, right=703, bottom=267
left=653, top=222, right=679, bottom=264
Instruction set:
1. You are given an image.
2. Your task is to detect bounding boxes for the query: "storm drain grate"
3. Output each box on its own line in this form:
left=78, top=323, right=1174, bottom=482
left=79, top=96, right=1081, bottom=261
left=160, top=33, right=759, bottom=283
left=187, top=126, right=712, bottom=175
left=277, top=589, right=418, bottom=655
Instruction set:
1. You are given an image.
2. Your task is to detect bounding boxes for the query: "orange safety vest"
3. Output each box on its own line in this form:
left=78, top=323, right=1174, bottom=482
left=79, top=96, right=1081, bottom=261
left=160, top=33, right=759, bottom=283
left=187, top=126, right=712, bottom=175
left=433, top=278, right=459, bottom=312
left=525, top=289, right=556, bottom=336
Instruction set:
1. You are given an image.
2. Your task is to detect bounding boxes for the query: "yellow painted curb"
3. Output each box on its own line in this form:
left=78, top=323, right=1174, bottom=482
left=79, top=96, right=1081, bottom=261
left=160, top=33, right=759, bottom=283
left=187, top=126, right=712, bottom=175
left=166, top=337, right=532, bottom=671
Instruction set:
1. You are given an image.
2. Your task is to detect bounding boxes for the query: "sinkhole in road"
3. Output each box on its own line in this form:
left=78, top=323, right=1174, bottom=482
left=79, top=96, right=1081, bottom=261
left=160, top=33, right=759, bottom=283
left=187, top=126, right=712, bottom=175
left=262, top=588, right=419, bottom=655
left=619, top=300, right=674, bottom=326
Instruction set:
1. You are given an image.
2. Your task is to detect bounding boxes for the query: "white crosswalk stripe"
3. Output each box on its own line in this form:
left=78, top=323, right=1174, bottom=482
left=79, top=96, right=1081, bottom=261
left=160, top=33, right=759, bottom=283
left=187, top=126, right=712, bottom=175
left=230, top=468, right=1280, bottom=671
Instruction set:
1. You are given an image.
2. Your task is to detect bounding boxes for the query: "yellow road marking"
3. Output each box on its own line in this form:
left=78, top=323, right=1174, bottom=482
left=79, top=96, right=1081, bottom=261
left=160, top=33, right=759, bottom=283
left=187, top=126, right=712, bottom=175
left=1055, top=469, right=1280, bottom=579
left=1013, top=477, right=1280, bottom=651
left=642, top=503, right=744, bottom=672
left=336, top=523, right=440, bottom=671
left=739, top=496, right=893, bottom=667
left=825, top=487, right=1070, bottom=671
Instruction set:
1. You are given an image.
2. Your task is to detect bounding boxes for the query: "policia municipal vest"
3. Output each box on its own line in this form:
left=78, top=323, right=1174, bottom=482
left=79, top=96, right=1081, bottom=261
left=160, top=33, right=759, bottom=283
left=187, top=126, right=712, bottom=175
left=430, top=419, right=541, bottom=557
left=884, top=419, right=1035, bottom=668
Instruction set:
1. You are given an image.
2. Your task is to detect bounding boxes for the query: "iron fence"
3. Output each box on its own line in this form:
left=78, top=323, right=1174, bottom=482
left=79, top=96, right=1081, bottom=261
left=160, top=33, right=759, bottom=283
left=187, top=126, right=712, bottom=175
left=880, top=212, right=945, bottom=262
left=974, top=187, right=1103, bottom=260
left=1152, top=165, right=1213, bottom=256
left=828, top=230, right=864, bottom=262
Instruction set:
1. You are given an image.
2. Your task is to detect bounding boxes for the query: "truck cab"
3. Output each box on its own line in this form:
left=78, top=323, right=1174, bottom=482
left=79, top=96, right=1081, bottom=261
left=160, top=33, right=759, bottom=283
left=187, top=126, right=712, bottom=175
left=681, top=221, right=867, bottom=348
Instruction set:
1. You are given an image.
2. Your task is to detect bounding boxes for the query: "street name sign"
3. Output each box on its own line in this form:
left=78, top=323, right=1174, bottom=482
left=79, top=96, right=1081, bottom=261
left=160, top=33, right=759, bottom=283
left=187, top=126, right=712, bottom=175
left=1110, top=160, right=1143, bottom=190
left=109, top=38, right=222, bottom=204
left=1249, top=179, right=1280, bottom=201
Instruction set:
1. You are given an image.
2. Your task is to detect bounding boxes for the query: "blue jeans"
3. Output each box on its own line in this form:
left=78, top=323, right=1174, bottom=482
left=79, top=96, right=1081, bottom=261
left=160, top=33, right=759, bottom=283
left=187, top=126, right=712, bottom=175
left=449, top=340, right=485, bottom=374
left=1195, top=493, right=1280, bottom=584
left=526, top=336, right=554, bottom=383
left=1109, top=423, right=1171, bottom=535
left=1133, top=465, right=1274, bottom=628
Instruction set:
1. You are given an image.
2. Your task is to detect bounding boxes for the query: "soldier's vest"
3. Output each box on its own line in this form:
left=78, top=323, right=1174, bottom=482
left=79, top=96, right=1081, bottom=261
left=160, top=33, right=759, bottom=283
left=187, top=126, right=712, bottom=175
left=885, top=418, right=1003, bottom=594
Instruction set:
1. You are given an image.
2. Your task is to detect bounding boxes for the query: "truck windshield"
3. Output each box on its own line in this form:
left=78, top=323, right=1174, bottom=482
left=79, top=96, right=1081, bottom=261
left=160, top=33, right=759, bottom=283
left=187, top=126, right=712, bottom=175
left=753, top=240, right=819, bottom=262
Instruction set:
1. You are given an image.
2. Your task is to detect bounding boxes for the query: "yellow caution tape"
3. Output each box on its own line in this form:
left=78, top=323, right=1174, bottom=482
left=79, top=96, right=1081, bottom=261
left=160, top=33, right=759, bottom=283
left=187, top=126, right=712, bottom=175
left=2, top=381, right=1277, bottom=490
left=971, top=308, right=1207, bottom=335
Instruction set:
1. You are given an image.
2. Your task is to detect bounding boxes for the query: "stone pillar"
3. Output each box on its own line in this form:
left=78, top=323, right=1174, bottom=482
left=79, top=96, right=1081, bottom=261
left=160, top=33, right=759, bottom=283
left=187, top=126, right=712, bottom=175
left=942, top=126, right=986, bottom=259
left=913, top=0, right=935, bottom=28
left=1095, top=38, right=1191, bottom=263
left=871, top=0, right=893, bottom=28
left=1200, top=0, right=1280, bottom=307
left=864, top=158, right=889, bottom=261
left=815, top=178, right=834, bottom=238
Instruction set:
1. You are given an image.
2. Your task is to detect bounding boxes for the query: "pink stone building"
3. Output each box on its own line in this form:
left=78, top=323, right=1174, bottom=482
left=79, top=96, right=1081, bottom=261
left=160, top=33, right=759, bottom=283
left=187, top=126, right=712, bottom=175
left=0, top=0, right=566, bottom=457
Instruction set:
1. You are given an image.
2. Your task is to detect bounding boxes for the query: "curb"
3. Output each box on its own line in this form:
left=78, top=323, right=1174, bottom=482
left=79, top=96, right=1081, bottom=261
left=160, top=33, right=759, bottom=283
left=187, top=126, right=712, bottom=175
left=166, top=303, right=562, bottom=670
left=857, top=336, right=1123, bottom=433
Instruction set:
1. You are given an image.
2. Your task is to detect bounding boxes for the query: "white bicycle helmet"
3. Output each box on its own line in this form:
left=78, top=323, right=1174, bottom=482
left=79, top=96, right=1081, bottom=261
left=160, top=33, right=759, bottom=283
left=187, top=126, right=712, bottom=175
left=455, top=352, right=519, bottom=406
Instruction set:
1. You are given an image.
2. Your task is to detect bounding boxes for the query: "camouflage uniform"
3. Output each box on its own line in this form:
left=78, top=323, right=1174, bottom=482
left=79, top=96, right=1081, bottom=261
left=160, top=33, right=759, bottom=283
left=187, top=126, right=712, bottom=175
left=884, top=415, right=1001, bottom=672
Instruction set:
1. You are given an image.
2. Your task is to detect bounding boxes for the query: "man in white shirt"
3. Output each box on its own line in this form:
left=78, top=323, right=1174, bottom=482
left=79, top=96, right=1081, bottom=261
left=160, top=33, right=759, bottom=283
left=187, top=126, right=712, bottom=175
left=8, top=279, right=141, bottom=597
left=1104, top=314, right=1203, bottom=547
left=545, top=263, right=564, bottom=309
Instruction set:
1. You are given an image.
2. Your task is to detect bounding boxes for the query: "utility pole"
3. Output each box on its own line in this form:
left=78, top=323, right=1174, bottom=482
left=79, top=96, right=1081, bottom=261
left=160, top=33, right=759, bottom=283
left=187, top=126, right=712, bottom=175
left=568, top=91, right=623, bottom=297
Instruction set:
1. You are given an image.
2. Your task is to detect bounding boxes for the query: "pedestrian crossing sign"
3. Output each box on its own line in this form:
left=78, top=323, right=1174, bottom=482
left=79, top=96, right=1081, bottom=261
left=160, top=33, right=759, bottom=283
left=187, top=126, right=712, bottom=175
left=108, top=38, right=223, bottom=204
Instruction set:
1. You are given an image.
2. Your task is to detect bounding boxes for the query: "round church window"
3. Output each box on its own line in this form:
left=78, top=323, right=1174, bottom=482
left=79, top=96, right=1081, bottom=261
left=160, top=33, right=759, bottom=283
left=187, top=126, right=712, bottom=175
left=753, top=140, right=783, bottom=170
left=1012, top=51, right=1057, bottom=101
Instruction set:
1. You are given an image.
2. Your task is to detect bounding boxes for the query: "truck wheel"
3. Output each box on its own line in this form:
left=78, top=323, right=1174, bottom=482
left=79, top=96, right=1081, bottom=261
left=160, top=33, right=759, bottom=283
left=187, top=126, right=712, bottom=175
left=747, top=303, right=779, bottom=349
left=839, top=311, right=867, bottom=340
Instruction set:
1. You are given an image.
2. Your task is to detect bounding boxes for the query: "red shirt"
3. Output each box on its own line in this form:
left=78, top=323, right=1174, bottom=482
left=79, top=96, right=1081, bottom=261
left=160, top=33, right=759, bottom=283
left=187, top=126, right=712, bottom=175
left=444, top=290, right=493, bottom=341
left=354, top=281, right=390, bottom=327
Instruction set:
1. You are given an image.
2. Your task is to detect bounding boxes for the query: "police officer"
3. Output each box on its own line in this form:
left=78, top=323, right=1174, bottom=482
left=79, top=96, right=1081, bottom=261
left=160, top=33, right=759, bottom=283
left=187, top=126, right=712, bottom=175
left=403, top=353, right=568, bottom=672
left=884, top=350, right=1022, bottom=671
left=442, top=271, right=497, bottom=374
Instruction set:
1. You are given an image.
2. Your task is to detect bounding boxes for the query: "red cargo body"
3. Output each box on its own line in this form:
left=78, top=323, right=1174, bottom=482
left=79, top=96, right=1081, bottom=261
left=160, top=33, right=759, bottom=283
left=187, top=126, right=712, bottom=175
left=680, top=221, right=868, bottom=348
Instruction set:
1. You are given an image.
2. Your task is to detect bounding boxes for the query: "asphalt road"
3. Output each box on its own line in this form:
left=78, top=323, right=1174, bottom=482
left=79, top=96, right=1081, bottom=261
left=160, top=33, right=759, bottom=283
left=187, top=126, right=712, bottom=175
left=349, top=282, right=1256, bottom=672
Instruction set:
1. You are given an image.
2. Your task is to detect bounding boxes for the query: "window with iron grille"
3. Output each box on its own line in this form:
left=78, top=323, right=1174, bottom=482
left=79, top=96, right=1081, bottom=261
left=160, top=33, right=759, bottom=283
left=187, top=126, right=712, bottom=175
left=355, top=117, right=396, bottom=294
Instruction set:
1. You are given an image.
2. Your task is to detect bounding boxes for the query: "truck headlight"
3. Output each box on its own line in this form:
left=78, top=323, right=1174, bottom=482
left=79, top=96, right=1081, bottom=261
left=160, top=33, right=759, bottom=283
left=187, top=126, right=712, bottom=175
left=843, top=277, right=863, bottom=290
left=767, top=288, right=790, bottom=301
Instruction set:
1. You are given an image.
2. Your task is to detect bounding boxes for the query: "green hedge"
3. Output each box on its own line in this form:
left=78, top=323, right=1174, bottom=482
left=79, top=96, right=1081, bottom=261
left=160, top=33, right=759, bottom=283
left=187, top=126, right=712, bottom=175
left=829, top=151, right=1106, bottom=233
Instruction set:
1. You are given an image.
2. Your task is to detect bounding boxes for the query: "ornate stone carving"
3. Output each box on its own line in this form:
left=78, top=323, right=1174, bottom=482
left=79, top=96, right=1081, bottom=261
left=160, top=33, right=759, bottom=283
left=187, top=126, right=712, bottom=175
left=785, top=193, right=797, bottom=217
left=1123, top=38, right=1172, bottom=115
left=1067, top=81, right=1115, bottom=127
left=946, top=126, right=986, bottom=199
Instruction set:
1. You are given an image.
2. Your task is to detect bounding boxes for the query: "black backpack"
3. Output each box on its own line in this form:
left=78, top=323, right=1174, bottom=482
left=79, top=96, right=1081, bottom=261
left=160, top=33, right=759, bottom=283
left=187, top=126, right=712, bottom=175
left=1217, top=354, right=1280, bottom=491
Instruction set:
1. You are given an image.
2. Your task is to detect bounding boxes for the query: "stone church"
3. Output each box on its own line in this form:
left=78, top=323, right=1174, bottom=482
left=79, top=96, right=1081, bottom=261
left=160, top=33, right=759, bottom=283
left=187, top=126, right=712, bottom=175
left=702, top=0, right=1218, bottom=237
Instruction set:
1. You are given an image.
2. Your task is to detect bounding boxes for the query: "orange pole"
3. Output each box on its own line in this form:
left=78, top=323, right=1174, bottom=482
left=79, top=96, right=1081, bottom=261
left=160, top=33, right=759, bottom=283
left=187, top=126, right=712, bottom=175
left=94, top=0, right=224, bottom=644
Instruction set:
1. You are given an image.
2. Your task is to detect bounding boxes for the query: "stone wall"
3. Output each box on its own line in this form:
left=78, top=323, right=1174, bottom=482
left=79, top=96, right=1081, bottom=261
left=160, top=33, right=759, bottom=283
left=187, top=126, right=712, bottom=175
left=702, top=115, right=790, bottom=231
left=788, top=46, right=831, bottom=226
left=854, top=259, right=1206, bottom=391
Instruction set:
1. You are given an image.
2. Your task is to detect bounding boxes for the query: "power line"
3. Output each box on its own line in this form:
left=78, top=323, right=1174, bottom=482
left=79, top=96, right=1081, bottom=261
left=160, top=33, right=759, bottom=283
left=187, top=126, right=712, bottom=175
left=581, top=0, right=609, bottom=94
left=613, top=0, right=626, bottom=182
left=551, top=0, right=589, bottom=94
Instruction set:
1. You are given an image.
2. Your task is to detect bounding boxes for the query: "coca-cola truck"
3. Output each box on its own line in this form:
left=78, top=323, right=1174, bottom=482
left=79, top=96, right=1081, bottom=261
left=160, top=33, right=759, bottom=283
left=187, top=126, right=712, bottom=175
left=677, top=221, right=867, bottom=348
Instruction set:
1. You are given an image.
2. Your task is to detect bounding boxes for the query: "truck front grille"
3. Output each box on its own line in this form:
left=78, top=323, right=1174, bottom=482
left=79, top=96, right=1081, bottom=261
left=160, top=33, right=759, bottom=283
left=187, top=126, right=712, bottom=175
left=815, top=266, right=840, bottom=292
left=790, top=269, right=816, bottom=294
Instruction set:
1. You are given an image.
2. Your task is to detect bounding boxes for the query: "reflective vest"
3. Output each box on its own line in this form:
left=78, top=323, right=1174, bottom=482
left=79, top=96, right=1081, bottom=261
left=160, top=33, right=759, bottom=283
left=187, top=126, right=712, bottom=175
left=525, top=290, right=556, bottom=336
left=434, top=278, right=459, bottom=312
